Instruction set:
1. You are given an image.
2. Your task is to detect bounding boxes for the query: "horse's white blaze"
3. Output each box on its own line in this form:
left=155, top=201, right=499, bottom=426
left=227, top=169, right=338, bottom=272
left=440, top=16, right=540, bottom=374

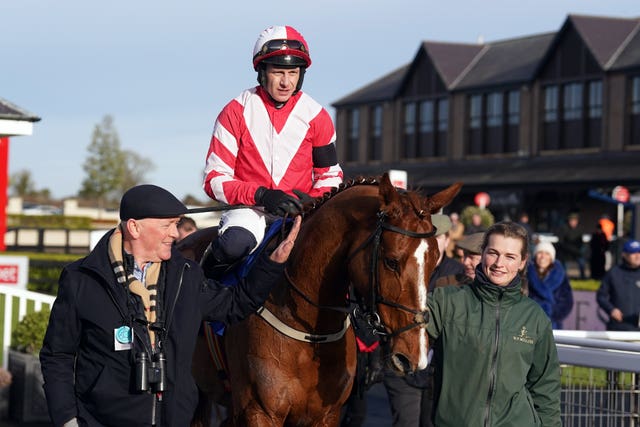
left=413, top=239, right=430, bottom=369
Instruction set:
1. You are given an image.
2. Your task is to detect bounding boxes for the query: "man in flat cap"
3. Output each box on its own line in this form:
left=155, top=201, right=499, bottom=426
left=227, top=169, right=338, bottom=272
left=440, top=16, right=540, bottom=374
left=456, top=232, right=485, bottom=283
left=40, top=184, right=301, bottom=427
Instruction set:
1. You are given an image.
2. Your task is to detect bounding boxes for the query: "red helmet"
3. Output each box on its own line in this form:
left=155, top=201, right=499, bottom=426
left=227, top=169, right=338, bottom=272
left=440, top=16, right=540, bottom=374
left=252, top=25, right=312, bottom=71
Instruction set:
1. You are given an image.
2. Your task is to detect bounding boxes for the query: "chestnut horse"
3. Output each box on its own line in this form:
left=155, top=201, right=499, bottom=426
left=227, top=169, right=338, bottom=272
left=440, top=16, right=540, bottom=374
left=184, top=174, right=461, bottom=426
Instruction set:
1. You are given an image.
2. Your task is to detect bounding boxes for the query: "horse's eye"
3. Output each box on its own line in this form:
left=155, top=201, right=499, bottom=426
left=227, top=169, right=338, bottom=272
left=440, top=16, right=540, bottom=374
left=384, top=257, right=399, bottom=272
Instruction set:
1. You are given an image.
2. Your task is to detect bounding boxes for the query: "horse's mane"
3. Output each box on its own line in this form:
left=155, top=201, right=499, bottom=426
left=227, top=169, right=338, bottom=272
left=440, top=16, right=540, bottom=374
left=300, top=176, right=380, bottom=218
left=300, top=175, right=425, bottom=219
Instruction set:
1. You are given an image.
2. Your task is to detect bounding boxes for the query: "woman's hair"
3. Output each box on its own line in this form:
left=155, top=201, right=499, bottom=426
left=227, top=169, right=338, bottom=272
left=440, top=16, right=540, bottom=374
left=481, top=221, right=529, bottom=261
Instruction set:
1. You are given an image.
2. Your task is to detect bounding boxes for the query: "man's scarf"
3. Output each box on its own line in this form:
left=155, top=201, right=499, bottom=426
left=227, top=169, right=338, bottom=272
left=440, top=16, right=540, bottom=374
left=108, top=226, right=161, bottom=347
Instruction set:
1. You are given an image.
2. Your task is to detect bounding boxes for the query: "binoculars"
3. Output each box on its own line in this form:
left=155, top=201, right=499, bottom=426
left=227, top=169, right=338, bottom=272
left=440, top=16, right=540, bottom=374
left=135, top=351, right=167, bottom=393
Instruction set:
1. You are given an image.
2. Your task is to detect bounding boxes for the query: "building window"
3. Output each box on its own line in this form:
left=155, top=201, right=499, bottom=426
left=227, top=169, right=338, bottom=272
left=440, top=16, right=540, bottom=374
left=347, top=108, right=359, bottom=162
left=418, top=100, right=434, bottom=157
left=468, top=94, right=483, bottom=155
left=588, top=80, right=602, bottom=118
left=543, top=85, right=560, bottom=150
left=563, top=83, right=582, bottom=120
left=506, top=90, right=520, bottom=152
left=436, top=98, right=449, bottom=156
left=544, top=85, right=559, bottom=123
left=403, top=102, right=416, bottom=158
left=629, top=76, right=640, bottom=146
left=368, top=105, right=383, bottom=161
left=562, top=82, right=584, bottom=149
left=587, top=80, right=602, bottom=148
left=486, top=92, right=503, bottom=127
left=508, top=90, right=520, bottom=125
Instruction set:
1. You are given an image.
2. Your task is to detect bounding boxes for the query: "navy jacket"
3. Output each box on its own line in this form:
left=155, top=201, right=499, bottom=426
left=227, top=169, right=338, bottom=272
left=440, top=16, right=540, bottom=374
left=40, top=229, right=284, bottom=426
left=596, top=262, right=640, bottom=331
left=526, top=260, right=574, bottom=329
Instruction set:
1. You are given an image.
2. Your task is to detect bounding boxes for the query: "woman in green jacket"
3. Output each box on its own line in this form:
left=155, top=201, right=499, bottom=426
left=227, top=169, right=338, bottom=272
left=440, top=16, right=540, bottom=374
left=427, top=221, right=561, bottom=426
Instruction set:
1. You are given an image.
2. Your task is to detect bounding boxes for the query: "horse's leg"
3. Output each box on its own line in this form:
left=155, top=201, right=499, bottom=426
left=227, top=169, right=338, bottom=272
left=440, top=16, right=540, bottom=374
left=191, top=332, right=230, bottom=427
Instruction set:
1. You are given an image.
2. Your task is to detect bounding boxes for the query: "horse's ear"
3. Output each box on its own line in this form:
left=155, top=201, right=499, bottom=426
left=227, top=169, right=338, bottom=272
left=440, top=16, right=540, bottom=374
left=378, top=173, right=402, bottom=216
left=428, top=182, right=463, bottom=213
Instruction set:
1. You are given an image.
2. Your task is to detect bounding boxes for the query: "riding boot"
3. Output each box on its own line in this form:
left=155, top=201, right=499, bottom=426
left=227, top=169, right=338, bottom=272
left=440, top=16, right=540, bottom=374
left=200, top=241, right=232, bottom=281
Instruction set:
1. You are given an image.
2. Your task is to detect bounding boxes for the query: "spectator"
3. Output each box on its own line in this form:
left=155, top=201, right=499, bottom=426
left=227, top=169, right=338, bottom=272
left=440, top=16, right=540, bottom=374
left=382, top=214, right=463, bottom=427
left=445, top=212, right=464, bottom=259
left=176, top=216, right=197, bottom=242
left=556, top=213, right=586, bottom=279
left=517, top=211, right=535, bottom=250
left=465, top=212, right=486, bottom=235
left=427, top=221, right=561, bottom=426
left=589, top=222, right=609, bottom=280
left=526, top=242, right=574, bottom=329
left=596, top=239, right=640, bottom=331
left=39, top=184, right=301, bottom=426
left=455, top=232, right=485, bottom=282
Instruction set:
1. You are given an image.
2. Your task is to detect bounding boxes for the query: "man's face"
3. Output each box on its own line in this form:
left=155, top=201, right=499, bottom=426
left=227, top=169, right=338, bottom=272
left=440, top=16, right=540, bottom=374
left=462, top=251, right=482, bottom=279
left=132, top=217, right=180, bottom=262
left=264, top=64, right=300, bottom=103
left=623, top=252, right=640, bottom=269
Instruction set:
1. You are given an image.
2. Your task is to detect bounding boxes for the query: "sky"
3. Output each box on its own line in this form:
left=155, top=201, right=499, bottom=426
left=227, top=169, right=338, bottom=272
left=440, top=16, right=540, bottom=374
left=2, top=0, right=639, bottom=202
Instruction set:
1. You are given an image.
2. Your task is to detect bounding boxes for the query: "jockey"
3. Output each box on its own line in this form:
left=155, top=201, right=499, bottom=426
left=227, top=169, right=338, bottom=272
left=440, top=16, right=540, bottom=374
left=202, top=25, right=343, bottom=274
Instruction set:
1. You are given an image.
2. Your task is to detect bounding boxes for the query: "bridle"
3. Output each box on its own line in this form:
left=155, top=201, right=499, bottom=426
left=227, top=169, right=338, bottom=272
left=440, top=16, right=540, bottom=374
left=346, top=210, right=436, bottom=341
left=258, top=209, right=436, bottom=343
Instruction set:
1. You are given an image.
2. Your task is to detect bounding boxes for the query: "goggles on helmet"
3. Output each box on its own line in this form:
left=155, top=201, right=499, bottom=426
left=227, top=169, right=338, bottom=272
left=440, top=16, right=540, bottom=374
left=256, top=39, right=307, bottom=57
left=253, top=38, right=311, bottom=70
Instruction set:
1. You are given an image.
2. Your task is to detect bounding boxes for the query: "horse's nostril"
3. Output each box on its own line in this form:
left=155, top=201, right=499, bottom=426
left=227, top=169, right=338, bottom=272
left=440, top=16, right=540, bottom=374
left=390, top=353, right=412, bottom=374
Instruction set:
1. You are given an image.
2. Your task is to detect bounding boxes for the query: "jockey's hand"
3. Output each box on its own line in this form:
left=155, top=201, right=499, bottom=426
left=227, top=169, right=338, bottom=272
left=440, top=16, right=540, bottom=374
left=293, top=189, right=315, bottom=205
left=255, top=187, right=302, bottom=217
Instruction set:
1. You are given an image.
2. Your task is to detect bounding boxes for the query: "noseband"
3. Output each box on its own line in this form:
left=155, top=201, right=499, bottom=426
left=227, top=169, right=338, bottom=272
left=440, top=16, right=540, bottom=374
left=347, top=211, right=436, bottom=340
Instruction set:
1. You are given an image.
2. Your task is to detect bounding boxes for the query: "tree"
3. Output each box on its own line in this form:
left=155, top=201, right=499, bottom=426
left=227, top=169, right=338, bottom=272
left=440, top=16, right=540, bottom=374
left=79, top=115, right=154, bottom=206
left=119, top=150, right=155, bottom=194
left=9, top=169, right=36, bottom=197
left=9, top=169, right=52, bottom=202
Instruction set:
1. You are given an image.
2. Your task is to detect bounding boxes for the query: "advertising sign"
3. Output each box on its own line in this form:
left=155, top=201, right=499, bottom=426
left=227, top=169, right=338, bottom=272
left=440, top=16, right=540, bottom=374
left=0, top=255, right=29, bottom=289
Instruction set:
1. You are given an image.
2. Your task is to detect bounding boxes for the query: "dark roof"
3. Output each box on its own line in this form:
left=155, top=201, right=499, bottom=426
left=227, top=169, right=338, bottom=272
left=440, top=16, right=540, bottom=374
left=344, top=151, right=640, bottom=192
left=332, top=64, right=409, bottom=107
left=454, top=33, right=555, bottom=90
left=0, top=97, right=41, bottom=122
left=332, top=14, right=640, bottom=107
left=569, top=14, right=640, bottom=68
left=422, top=41, right=484, bottom=88
left=609, top=24, right=640, bottom=70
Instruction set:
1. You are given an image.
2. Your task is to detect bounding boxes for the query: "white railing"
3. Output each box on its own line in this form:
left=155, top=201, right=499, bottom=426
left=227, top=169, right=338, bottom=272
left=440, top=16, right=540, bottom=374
left=0, top=286, right=55, bottom=368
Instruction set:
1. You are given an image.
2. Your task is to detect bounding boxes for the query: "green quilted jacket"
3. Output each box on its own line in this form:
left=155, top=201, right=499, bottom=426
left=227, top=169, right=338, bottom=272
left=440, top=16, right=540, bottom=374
left=426, top=269, right=561, bottom=427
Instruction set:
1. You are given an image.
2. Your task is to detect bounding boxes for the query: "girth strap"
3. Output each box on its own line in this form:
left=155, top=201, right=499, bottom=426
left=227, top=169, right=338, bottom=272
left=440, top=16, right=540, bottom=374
left=256, top=306, right=351, bottom=343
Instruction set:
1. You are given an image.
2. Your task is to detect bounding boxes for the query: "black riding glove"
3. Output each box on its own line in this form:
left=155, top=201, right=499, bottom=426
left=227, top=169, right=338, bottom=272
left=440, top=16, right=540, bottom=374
left=292, top=189, right=315, bottom=205
left=255, top=187, right=302, bottom=217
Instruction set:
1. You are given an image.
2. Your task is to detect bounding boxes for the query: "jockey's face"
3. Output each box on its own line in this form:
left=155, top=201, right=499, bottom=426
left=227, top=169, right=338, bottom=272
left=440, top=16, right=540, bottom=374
left=264, top=64, right=300, bottom=103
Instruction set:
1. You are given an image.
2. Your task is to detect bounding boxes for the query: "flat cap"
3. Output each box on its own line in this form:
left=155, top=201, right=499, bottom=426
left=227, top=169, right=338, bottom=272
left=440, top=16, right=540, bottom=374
left=120, top=184, right=188, bottom=221
left=456, top=232, right=485, bottom=255
left=431, top=214, right=452, bottom=237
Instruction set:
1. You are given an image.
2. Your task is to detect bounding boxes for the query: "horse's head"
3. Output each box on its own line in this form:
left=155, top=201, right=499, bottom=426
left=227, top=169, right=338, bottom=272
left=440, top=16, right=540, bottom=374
left=348, top=173, right=461, bottom=375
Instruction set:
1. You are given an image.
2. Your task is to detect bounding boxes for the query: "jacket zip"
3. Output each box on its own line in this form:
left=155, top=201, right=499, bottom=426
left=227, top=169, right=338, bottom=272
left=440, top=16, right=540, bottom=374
left=163, top=262, right=188, bottom=335
left=483, top=290, right=504, bottom=427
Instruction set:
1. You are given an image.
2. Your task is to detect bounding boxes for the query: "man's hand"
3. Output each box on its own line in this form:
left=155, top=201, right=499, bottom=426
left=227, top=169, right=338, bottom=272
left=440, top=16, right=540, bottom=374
left=255, top=187, right=302, bottom=217
left=611, top=308, right=624, bottom=322
left=269, top=216, right=301, bottom=263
